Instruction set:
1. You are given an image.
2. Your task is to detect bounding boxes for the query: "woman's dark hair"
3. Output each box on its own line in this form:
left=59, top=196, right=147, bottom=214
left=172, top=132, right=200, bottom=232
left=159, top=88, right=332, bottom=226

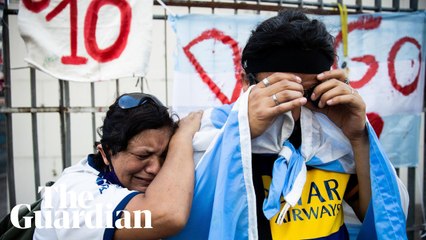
left=93, top=94, right=178, bottom=170
left=241, top=10, right=336, bottom=74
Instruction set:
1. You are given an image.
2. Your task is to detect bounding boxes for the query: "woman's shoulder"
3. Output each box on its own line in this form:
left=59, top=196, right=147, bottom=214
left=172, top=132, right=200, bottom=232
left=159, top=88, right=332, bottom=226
left=60, top=155, right=99, bottom=176
left=48, top=155, right=102, bottom=194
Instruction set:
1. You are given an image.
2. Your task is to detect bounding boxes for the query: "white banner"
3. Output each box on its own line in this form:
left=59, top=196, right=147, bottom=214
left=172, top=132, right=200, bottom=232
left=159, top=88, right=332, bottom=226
left=319, top=13, right=425, bottom=116
left=18, top=0, right=153, bottom=82
left=170, top=14, right=266, bottom=114
left=171, top=12, right=426, bottom=167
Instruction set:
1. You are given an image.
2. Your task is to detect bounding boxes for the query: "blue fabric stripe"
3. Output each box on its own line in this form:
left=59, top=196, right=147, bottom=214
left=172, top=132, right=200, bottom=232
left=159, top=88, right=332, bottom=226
left=263, top=141, right=306, bottom=219
left=357, top=123, right=407, bottom=240
left=358, top=202, right=377, bottom=240
left=211, top=104, right=233, bottom=129
left=103, top=191, right=141, bottom=240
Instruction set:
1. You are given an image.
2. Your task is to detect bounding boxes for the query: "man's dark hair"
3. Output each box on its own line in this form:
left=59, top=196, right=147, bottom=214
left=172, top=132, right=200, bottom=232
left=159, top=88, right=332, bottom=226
left=93, top=95, right=178, bottom=169
left=241, top=10, right=336, bottom=76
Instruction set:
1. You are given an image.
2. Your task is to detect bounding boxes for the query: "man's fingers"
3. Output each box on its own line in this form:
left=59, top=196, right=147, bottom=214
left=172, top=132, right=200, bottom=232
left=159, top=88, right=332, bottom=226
left=316, top=85, right=353, bottom=108
left=257, top=72, right=302, bottom=89
left=273, top=90, right=304, bottom=105
left=266, top=80, right=304, bottom=96
left=270, top=97, right=307, bottom=115
left=324, top=94, right=365, bottom=113
left=317, top=69, right=347, bottom=82
left=310, top=79, right=346, bottom=101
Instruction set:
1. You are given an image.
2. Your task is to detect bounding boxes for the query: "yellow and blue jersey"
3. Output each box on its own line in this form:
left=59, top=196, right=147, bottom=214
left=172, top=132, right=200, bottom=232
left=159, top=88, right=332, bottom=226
left=253, top=153, right=356, bottom=240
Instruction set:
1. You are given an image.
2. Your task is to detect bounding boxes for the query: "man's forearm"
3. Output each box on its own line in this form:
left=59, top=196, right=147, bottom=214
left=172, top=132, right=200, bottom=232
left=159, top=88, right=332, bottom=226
left=350, top=131, right=371, bottom=220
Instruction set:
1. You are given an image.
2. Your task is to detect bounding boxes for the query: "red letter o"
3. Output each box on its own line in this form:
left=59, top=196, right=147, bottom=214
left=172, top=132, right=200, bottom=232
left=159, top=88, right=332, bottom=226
left=388, top=37, right=421, bottom=96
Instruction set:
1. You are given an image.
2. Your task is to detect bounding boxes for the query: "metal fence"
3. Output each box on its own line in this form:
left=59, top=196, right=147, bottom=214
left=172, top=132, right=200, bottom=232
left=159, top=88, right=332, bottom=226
left=1, top=0, right=424, bottom=238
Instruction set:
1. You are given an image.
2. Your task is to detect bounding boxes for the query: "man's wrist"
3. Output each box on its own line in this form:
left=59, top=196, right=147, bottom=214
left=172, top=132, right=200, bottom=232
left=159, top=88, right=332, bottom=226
left=349, top=126, right=369, bottom=146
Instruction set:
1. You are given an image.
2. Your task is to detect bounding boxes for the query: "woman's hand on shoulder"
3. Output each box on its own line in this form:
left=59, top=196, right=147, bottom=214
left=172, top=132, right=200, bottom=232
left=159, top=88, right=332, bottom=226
left=175, top=111, right=203, bottom=138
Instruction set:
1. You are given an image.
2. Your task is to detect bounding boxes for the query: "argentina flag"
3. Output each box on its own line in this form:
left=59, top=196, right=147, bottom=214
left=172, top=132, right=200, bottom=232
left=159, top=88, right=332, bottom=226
left=169, top=86, right=408, bottom=240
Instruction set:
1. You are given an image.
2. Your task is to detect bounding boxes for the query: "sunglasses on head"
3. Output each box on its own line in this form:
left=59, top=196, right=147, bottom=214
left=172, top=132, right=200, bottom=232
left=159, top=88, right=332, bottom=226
left=117, top=93, right=164, bottom=110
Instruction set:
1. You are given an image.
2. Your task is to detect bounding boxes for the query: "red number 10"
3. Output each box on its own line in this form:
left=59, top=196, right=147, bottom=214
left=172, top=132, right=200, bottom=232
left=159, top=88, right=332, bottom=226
left=22, top=0, right=132, bottom=65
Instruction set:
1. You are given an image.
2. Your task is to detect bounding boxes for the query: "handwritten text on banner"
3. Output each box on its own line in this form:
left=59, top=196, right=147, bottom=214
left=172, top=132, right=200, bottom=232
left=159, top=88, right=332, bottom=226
left=171, top=12, right=426, bottom=167
left=18, top=0, right=153, bottom=82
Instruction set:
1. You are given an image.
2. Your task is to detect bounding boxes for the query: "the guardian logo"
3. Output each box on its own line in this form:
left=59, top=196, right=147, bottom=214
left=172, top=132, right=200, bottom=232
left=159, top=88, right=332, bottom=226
left=10, top=185, right=152, bottom=229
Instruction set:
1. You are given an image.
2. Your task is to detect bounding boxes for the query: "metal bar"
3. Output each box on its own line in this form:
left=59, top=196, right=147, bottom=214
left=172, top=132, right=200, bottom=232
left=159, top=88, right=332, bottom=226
left=0, top=106, right=109, bottom=113
left=356, top=0, right=363, bottom=12
left=3, top=0, right=16, bottom=209
left=164, top=10, right=169, bottom=106
left=410, top=0, right=418, bottom=11
left=59, top=82, right=66, bottom=170
left=59, top=80, right=71, bottom=169
left=212, top=0, right=215, bottom=14
left=115, top=79, right=120, bottom=98
left=153, top=14, right=167, bottom=20
left=423, top=62, right=426, bottom=239
left=155, top=1, right=340, bottom=14
left=64, top=81, right=71, bottom=167
left=8, top=1, right=420, bottom=15
left=393, top=0, right=400, bottom=11
left=64, top=81, right=71, bottom=168
left=30, top=68, right=41, bottom=198
left=154, top=0, right=417, bottom=13
left=318, top=0, right=323, bottom=10
left=375, top=0, right=382, bottom=12
left=141, top=77, right=144, bottom=93
left=7, top=10, right=168, bottom=19
left=407, top=167, right=415, bottom=240
left=90, top=82, right=97, bottom=152
left=256, top=0, right=260, bottom=14
left=10, top=66, right=31, bottom=70
left=5, top=9, right=18, bottom=15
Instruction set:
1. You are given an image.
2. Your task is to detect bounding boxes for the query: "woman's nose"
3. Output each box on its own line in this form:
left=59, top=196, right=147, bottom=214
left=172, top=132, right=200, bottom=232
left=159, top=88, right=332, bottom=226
left=145, top=157, right=161, bottom=175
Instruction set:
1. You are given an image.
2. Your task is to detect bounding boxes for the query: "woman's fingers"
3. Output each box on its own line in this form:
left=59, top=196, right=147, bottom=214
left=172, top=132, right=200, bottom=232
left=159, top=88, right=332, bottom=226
left=179, top=111, right=203, bottom=135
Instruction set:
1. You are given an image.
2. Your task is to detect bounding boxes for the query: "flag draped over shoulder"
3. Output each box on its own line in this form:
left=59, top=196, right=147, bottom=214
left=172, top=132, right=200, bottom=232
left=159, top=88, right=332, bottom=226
left=168, top=86, right=407, bottom=240
left=170, top=87, right=258, bottom=240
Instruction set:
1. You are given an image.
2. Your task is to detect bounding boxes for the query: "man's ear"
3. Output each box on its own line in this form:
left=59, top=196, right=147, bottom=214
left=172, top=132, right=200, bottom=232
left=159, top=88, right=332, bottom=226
left=97, top=144, right=110, bottom=166
left=241, top=69, right=250, bottom=91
